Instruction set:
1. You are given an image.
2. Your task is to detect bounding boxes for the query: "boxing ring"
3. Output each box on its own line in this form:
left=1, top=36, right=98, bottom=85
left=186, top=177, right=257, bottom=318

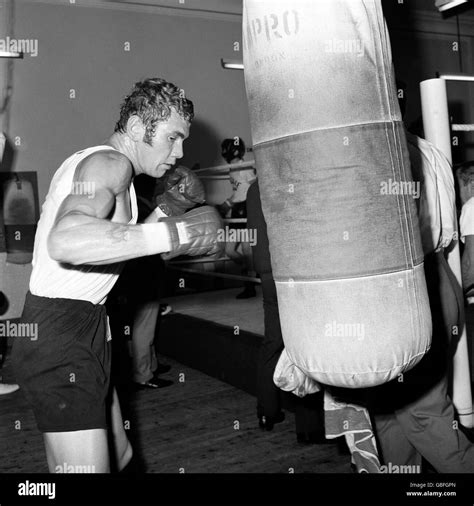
left=163, top=162, right=264, bottom=335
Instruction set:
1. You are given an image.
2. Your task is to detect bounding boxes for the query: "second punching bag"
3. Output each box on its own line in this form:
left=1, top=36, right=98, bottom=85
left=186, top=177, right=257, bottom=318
left=243, top=0, right=431, bottom=388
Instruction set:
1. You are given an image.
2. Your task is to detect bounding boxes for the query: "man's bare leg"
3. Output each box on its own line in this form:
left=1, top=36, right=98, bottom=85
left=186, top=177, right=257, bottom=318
left=110, top=387, right=133, bottom=471
left=43, top=389, right=132, bottom=473
left=44, top=429, right=110, bottom=473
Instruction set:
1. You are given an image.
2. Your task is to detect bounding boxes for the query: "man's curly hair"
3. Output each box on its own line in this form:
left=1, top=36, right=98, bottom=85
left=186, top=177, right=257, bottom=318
left=114, top=78, right=194, bottom=145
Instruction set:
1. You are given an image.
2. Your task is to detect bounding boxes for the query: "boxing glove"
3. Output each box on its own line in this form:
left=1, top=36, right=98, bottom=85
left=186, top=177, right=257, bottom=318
left=160, top=205, right=224, bottom=260
left=155, top=165, right=206, bottom=216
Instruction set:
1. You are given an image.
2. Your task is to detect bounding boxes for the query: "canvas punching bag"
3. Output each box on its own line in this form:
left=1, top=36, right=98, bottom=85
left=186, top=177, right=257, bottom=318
left=243, top=0, right=432, bottom=388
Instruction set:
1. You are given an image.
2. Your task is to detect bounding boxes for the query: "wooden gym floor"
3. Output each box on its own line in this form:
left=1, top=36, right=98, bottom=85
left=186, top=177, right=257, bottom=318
left=0, top=354, right=350, bottom=474
left=1, top=287, right=473, bottom=473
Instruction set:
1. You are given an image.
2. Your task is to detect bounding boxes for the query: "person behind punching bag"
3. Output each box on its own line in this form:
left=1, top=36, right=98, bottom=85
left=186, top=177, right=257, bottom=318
left=247, top=180, right=330, bottom=443
left=107, top=171, right=174, bottom=391
left=456, top=163, right=474, bottom=304
left=369, top=127, right=474, bottom=472
left=328, top=82, right=474, bottom=473
left=11, top=78, right=224, bottom=473
left=246, top=180, right=285, bottom=430
left=217, top=138, right=257, bottom=299
left=120, top=164, right=206, bottom=390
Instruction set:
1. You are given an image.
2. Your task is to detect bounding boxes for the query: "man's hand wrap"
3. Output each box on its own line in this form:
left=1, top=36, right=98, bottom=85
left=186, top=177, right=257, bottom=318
left=160, top=205, right=224, bottom=260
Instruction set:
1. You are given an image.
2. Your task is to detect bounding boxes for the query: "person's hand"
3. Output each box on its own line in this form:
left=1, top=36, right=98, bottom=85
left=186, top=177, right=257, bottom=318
left=155, top=165, right=206, bottom=216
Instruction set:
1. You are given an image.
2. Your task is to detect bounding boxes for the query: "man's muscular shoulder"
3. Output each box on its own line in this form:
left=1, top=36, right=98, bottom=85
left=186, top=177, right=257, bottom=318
left=74, top=149, right=133, bottom=195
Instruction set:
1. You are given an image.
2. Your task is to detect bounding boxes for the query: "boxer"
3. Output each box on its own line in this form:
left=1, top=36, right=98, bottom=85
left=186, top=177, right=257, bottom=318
left=11, top=78, right=223, bottom=472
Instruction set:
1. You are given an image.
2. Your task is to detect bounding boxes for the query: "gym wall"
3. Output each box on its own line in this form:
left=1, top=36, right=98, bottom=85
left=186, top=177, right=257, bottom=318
left=1, top=0, right=248, bottom=318
left=385, top=1, right=474, bottom=163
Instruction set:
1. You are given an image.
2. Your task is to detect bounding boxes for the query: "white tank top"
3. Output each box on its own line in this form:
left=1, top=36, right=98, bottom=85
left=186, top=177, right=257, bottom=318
left=30, top=145, right=138, bottom=304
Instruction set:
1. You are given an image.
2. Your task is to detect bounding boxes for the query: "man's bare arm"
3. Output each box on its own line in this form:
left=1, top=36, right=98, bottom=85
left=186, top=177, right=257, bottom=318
left=47, top=152, right=171, bottom=265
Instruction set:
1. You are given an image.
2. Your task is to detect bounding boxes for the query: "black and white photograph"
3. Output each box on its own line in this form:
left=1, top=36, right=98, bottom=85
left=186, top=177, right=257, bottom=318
left=0, top=0, right=474, bottom=504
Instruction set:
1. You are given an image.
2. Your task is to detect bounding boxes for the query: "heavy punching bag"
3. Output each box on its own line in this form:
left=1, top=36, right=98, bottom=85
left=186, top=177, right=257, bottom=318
left=243, top=0, right=432, bottom=388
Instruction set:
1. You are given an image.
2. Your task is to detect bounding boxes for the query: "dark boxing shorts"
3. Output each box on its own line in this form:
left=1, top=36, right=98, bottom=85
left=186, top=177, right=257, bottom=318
left=12, top=292, right=111, bottom=432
